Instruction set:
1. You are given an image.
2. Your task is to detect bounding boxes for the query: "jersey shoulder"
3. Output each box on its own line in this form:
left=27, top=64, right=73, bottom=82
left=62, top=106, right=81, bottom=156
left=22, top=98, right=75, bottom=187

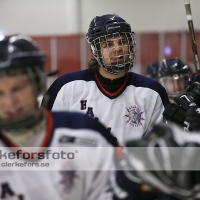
left=128, top=72, right=161, bottom=89
left=42, top=70, right=94, bottom=109
left=128, top=72, right=169, bottom=106
left=51, top=69, right=93, bottom=87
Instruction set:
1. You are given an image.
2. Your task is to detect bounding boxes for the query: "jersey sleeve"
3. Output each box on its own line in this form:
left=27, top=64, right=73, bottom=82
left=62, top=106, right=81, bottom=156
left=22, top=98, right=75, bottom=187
left=142, top=81, right=169, bottom=136
left=144, top=94, right=166, bottom=136
left=51, top=85, right=70, bottom=111
left=41, top=73, right=73, bottom=111
left=41, top=78, right=64, bottom=110
left=41, top=70, right=92, bottom=111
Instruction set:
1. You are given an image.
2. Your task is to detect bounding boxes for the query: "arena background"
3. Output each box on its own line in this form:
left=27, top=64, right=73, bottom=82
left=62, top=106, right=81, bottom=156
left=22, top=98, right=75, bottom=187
left=1, top=0, right=200, bottom=78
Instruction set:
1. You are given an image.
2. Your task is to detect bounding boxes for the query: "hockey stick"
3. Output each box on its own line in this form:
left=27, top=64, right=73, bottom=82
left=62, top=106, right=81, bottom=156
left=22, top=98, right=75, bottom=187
left=184, top=0, right=200, bottom=72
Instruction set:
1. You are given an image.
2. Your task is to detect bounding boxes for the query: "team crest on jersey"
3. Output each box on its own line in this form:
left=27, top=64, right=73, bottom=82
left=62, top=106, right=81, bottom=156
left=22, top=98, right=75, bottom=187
left=59, top=170, right=79, bottom=193
left=125, top=105, right=145, bottom=127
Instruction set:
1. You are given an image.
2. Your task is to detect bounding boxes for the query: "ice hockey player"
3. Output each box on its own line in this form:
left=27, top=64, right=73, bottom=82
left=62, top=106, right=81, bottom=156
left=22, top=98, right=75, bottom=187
left=41, top=13, right=169, bottom=145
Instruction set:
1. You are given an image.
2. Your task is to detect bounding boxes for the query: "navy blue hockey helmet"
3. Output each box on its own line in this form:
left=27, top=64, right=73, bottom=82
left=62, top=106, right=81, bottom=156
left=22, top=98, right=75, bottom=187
left=86, top=14, right=136, bottom=74
left=158, top=58, right=190, bottom=77
left=0, top=34, right=46, bottom=94
left=158, top=58, right=191, bottom=98
left=0, top=34, right=46, bottom=131
left=146, top=61, right=160, bottom=80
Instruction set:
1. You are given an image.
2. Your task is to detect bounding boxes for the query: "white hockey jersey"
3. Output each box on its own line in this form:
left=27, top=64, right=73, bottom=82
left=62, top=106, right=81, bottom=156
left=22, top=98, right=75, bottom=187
left=42, top=70, right=169, bottom=144
left=0, top=110, right=117, bottom=200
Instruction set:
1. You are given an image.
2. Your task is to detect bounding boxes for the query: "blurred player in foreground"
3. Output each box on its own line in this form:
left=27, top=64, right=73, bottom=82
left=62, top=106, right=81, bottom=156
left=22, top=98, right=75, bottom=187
left=121, top=122, right=200, bottom=200
left=0, top=34, right=169, bottom=200
left=42, top=13, right=169, bottom=145
left=0, top=34, right=120, bottom=200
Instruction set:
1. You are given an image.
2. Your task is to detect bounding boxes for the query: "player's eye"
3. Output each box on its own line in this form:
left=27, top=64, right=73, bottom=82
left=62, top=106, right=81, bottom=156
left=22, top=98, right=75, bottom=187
left=122, top=39, right=128, bottom=44
left=101, top=41, right=114, bottom=48
left=118, top=39, right=128, bottom=45
left=101, top=42, right=107, bottom=48
left=12, top=85, right=27, bottom=95
left=107, top=41, right=113, bottom=47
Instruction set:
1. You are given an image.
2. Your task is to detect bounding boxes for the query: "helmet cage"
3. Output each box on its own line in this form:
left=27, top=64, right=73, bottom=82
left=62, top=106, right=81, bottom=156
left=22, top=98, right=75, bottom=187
left=159, top=73, right=189, bottom=99
left=0, top=65, right=46, bottom=132
left=90, top=32, right=136, bottom=74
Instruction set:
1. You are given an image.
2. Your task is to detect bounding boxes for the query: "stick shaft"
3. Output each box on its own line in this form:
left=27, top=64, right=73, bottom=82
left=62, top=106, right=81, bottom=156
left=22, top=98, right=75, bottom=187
left=184, top=0, right=200, bottom=72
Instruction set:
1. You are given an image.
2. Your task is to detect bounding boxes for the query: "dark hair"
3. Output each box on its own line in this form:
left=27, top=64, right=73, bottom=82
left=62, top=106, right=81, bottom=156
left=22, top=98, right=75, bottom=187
left=87, top=56, right=100, bottom=73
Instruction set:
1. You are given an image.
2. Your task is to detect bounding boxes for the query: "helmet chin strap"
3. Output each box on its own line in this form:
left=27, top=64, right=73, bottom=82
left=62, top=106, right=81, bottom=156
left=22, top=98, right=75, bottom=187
left=0, top=109, right=44, bottom=133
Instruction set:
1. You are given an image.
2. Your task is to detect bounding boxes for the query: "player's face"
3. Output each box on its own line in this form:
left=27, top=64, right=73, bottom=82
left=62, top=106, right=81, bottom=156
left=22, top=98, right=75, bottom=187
left=100, top=34, right=129, bottom=67
left=164, top=75, right=187, bottom=93
left=0, top=74, right=36, bottom=120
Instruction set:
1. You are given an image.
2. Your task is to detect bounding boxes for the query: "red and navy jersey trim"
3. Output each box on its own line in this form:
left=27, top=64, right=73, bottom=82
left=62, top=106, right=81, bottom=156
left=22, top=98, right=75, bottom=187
left=94, top=73, right=129, bottom=99
left=42, top=69, right=169, bottom=110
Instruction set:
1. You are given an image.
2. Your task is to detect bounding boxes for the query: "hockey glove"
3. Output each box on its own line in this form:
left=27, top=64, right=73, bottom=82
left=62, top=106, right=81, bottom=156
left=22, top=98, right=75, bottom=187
left=184, top=107, right=200, bottom=132
left=163, top=97, right=198, bottom=127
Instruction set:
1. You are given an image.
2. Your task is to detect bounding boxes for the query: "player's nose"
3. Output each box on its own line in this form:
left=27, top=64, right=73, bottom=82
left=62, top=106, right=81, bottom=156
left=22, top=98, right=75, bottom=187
left=113, top=41, right=122, bottom=51
left=173, top=81, right=181, bottom=92
left=0, top=94, right=18, bottom=108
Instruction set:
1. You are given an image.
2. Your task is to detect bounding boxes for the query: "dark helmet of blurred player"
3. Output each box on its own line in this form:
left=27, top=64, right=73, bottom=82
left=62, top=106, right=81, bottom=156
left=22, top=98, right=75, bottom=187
left=146, top=60, right=160, bottom=80
left=86, top=13, right=136, bottom=74
left=0, top=34, right=46, bottom=131
left=158, top=58, right=191, bottom=99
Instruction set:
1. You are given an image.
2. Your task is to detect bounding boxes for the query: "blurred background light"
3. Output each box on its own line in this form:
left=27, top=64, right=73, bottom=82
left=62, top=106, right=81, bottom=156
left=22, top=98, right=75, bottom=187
left=164, top=46, right=172, bottom=56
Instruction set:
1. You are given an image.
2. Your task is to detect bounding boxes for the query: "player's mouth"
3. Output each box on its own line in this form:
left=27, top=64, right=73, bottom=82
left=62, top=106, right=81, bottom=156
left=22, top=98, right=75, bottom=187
left=111, top=55, right=124, bottom=63
left=6, top=108, right=24, bottom=119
